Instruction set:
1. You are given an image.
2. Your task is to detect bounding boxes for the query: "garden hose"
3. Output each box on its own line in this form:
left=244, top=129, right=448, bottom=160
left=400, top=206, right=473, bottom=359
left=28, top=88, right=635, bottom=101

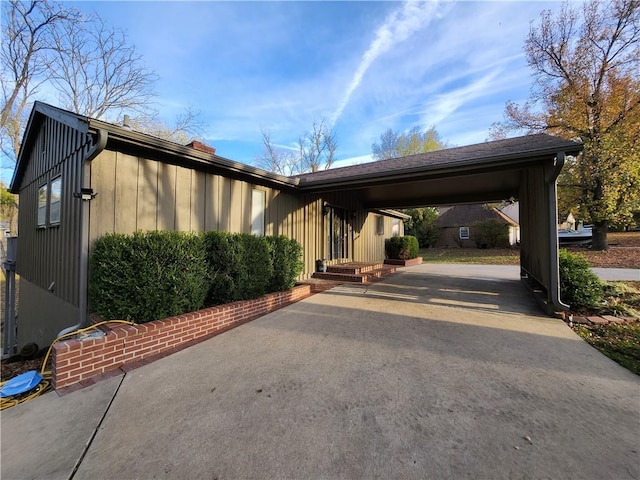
left=0, top=320, right=136, bottom=410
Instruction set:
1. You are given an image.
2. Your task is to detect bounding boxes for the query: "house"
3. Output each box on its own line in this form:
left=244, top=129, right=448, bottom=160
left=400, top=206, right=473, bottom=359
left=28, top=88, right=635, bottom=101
left=434, top=203, right=520, bottom=248
left=8, top=102, right=406, bottom=352
left=9, top=102, right=583, bottom=351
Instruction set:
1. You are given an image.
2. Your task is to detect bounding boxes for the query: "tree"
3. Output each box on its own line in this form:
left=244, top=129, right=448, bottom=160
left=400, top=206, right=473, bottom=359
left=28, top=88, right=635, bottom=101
left=1, top=0, right=156, bottom=164
left=132, top=105, right=206, bottom=145
left=297, top=119, right=336, bottom=173
left=372, top=126, right=447, bottom=160
left=1, top=182, right=18, bottom=234
left=1, top=0, right=77, bottom=159
left=256, top=119, right=337, bottom=175
left=49, top=14, right=156, bottom=120
left=494, top=0, right=640, bottom=250
left=402, top=207, right=440, bottom=248
left=255, top=128, right=300, bottom=176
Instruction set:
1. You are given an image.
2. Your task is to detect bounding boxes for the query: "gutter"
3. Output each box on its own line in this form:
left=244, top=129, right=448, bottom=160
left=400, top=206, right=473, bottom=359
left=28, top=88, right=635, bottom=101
left=58, top=129, right=108, bottom=337
left=546, top=152, right=570, bottom=312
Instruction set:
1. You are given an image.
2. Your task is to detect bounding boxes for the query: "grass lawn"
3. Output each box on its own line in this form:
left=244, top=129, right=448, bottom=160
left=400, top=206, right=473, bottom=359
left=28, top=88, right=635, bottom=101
left=420, top=248, right=520, bottom=265
left=573, top=322, right=640, bottom=375
left=420, top=231, right=640, bottom=269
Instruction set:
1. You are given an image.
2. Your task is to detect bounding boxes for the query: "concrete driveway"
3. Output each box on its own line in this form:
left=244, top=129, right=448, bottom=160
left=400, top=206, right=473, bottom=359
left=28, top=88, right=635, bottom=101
left=2, top=264, right=639, bottom=479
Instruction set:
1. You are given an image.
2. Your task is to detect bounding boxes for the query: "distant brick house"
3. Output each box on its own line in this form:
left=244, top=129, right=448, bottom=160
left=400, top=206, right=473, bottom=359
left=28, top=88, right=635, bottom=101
left=435, top=203, right=519, bottom=248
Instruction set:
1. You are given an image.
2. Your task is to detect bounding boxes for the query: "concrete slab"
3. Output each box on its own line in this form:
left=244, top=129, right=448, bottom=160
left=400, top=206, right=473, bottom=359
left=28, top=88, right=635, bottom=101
left=2, top=265, right=638, bottom=479
left=592, top=267, right=640, bottom=282
left=67, top=264, right=639, bottom=479
left=0, top=373, right=123, bottom=480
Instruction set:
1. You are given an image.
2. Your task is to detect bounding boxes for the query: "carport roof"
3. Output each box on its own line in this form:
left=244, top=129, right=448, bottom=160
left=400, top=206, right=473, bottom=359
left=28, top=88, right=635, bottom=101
left=294, top=133, right=583, bottom=208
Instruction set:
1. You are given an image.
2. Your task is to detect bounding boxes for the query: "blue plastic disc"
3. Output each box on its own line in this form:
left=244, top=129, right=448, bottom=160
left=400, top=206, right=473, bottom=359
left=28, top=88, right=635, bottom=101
left=0, top=370, right=43, bottom=397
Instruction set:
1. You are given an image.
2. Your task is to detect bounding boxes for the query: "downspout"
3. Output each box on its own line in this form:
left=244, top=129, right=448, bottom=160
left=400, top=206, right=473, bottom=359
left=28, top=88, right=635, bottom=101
left=58, top=129, right=108, bottom=337
left=546, top=151, right=570, bottom=312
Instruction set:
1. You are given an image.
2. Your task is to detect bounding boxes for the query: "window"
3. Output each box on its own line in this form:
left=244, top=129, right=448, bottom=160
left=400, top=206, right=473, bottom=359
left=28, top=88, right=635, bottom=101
left=38, top=184, right=48, bottom=227
left=49, top=176, right=62, bottom=224
left=251, top=189, right=265, bottom=236
left=391, top=218, right=401, bottom=237
left=376, top=215, right=384, bottom=235
left=459, top=226, right=470, bottom=240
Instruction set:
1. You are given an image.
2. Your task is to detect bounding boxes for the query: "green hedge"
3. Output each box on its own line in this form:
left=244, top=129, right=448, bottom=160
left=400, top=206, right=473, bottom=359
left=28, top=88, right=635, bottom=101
left=89, top=231, right=210, bottom=323
left=559, top=249, right=604, bottom=308
left=266, top=235, right=305, bottom=292
left=90, top=231, right=304, bottom=323
left=385, top=235, right=419, bottom=260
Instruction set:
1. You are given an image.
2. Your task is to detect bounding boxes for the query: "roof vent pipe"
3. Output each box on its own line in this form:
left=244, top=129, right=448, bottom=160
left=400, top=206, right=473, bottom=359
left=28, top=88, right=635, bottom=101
left=122, top=114, right=132, bottom=130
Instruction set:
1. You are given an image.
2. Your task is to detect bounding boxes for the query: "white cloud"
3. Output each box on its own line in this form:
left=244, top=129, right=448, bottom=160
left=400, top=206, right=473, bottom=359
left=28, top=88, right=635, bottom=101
left=329, top=0, right=449, bottom=128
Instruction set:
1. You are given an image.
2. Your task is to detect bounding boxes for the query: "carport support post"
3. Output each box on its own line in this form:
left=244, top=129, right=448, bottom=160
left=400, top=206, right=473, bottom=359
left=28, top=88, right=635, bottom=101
left=546, top=152, right=569, bottom=312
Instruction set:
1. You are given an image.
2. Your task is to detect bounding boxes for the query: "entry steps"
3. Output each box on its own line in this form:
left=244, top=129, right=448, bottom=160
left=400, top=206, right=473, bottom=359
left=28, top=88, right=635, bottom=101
left=312, top=262, right=396, bottom=284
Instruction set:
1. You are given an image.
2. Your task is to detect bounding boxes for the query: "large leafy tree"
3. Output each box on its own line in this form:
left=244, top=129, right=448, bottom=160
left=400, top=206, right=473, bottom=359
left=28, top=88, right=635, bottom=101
left=372, top=126, right=447, bottom=161
left=403, top=207, right=440, bottom=248
left=495, top=0, right=640, bottom=250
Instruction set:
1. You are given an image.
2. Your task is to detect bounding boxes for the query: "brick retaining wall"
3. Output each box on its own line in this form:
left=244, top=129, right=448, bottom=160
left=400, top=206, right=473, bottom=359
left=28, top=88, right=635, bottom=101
left=52, top=284, right=311, bottom=390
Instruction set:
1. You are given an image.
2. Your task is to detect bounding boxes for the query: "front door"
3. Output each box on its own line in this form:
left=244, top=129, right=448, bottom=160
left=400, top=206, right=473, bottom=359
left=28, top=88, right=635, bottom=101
left=328, top=207, right=349, bottom=260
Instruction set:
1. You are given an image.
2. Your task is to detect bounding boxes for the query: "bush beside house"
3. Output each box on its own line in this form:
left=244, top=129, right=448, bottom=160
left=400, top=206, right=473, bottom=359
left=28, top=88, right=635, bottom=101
left=90, top=231, right=304, bottom=324
left=559, top=249, right=604, bottom=308
left=385, top=236, right=419, bottom=260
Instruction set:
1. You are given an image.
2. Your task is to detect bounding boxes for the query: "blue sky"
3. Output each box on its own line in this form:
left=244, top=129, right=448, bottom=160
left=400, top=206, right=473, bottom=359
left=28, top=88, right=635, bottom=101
left=13, top=1, right=568, bottom=177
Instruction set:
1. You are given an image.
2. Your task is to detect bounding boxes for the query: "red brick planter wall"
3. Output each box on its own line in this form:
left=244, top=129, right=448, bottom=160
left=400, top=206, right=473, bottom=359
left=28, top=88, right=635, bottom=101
left=52, top=284, right=311, bottom=390
left=384, top=257, right=423, bottom=267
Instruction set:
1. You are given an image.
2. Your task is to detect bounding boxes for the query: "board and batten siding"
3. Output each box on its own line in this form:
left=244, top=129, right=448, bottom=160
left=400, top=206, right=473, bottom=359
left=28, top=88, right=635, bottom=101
left=88, top=150, right=301, bottom=246
left=15, top=117, right=92, bottom=308
left=87, top=150, right=401, bottom=279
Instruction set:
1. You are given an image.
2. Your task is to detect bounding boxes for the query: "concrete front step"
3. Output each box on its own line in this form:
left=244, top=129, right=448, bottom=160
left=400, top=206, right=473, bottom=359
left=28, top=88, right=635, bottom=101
left=326, top=262, right=386, bottom=275
left=313, top=265, right=396, bottom=283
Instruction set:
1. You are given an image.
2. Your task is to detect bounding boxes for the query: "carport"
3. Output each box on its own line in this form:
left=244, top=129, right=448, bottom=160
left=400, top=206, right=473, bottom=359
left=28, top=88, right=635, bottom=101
left=297, top=134, right=584, bottom=313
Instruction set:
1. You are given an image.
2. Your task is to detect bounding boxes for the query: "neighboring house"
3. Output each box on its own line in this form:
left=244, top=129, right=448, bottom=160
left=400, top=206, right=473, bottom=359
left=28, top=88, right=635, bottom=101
left=9, top=102, right=584, bottom=348
left=435, top=203, right=520, bottom=248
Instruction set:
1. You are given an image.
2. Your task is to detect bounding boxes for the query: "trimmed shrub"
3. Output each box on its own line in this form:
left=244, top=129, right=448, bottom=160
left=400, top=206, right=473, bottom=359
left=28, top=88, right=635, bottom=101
left=559, top=249, right=604, bottom=308
left=236, top=233, right=273, bottom=299
left=202, top=231, right=246, bottom=304
left=471, top=219, right=509, bottom=248
left=266, top=235, right=304, bottom=292
left=89, top=231, right=209, bottom=323
left=385, top=235, right=419, bottom=260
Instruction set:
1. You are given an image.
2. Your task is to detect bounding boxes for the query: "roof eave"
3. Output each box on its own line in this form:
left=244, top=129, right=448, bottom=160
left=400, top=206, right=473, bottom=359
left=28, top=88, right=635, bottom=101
left=88, top=119, right=300, bottom=190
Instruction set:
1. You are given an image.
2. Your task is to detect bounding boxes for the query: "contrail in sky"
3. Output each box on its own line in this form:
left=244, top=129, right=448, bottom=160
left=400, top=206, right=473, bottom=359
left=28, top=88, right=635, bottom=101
left=330, top=0, right=444, bottom=128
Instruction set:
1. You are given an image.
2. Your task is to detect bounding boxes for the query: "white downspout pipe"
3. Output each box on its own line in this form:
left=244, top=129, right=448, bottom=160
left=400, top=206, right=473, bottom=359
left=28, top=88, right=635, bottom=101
left=546, top=152, right=570, bottom=311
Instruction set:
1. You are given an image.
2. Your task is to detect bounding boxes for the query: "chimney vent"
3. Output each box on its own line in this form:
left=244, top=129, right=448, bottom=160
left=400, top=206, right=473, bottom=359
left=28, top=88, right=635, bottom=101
left=122, top=115, right=132, bottom=130
left=186, top=140, right=216, bottom=155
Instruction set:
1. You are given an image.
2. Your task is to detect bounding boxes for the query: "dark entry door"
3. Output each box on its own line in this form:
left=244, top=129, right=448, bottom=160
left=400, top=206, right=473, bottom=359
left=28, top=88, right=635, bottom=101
left=328, top=207, right=348, bottom=260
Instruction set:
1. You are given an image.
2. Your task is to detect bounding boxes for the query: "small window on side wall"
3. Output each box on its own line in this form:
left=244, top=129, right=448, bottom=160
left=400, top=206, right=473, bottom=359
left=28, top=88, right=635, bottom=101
left=459, top=226, right=470, bottom=240
left=391, top=218, right=400, bottom=237
left=376, top=215, right=384, bottom=235
left=251, top=189, right=266, bottom=236
left=49, top=176, right=62, bottom=225
left=38, top=183, right=48, bottom=227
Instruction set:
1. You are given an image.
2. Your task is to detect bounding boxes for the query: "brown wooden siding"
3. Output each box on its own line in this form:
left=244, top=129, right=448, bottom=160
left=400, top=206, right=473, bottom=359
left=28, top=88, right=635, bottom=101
left=16, top=117, right=92, bottom=307
left=88, top=150, right=402, bottom=279
left=88, top=150, right=301, bottom=243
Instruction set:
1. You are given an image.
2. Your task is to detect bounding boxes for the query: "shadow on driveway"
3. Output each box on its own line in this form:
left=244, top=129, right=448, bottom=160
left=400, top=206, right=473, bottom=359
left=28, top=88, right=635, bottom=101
left=2, top=264, right=639, bottom=480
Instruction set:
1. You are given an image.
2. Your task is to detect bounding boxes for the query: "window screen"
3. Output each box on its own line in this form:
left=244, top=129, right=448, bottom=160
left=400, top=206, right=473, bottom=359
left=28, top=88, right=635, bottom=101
left=50, top=176, right=62, bottom=224
left=38, top=184, right=48, bottom=227
left=251, top=189, right=265, bottom=236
